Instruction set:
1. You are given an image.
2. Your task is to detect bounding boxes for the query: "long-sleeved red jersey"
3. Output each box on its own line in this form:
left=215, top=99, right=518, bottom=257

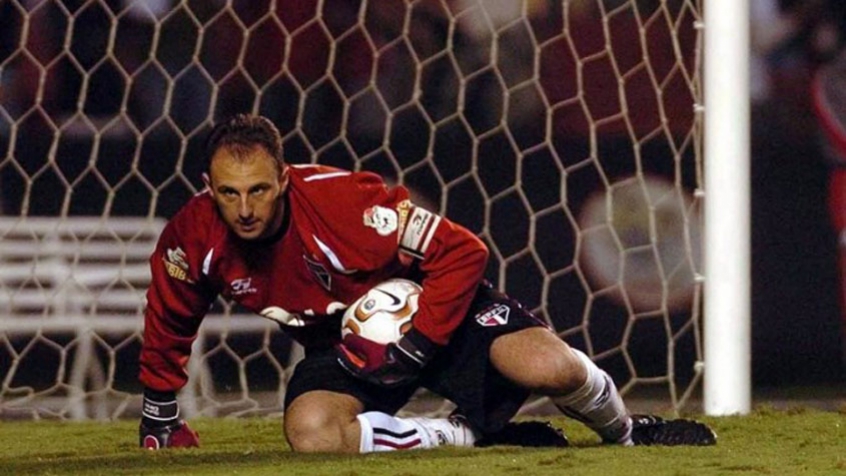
left=139, top=165, right=488, bottom=392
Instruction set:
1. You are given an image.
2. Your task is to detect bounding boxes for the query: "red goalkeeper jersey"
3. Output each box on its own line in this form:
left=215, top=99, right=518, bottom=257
left=139, top=165, right=488, bottom=392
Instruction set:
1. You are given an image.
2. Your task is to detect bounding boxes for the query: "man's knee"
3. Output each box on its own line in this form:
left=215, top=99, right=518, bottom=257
left=284, top=391, right=363, bottom=453
left=285, top=409, right=344, bottom=453
left=490, top=327, right=587, bottom=395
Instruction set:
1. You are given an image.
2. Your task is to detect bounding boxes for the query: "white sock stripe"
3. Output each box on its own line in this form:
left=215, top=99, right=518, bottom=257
left=372, top=427, right=419, bottom=439
left=371, top=427, right=424, bottom=450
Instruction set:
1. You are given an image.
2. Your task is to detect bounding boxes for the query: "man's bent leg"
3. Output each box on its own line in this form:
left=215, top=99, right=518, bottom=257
left=284, top=390, right=476, bottom=453
left=490, top=327, right=632, bottom=444
left=551, top=347, right=632, bottom=444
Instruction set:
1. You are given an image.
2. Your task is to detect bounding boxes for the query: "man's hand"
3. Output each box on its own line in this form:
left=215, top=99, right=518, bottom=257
left=140, top=419, right=200, bottom=449
left=336, top=327, right=439, bottom=387
left=139, top=388, right=199, bottom=449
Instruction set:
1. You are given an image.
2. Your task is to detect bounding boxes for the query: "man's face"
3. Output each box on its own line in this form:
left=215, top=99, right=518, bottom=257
left=204, top=145, right=288, bottom=241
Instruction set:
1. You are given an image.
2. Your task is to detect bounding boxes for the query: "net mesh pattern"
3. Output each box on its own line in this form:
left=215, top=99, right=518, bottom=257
left=0, top=0, right=703, bottom=420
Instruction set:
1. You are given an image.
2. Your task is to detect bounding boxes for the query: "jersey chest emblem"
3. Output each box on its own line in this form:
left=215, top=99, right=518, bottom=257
left=303, top=254, right=331, bottom=291
left=475, top=304, right=510, bottom=327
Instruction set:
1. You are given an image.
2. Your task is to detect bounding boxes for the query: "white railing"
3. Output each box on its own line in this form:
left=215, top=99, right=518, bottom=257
left=0, top=217, right=290, bottom=419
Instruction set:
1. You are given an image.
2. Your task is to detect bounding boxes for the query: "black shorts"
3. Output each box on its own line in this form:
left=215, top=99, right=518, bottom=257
left=283, top=281, right=547, bottom=434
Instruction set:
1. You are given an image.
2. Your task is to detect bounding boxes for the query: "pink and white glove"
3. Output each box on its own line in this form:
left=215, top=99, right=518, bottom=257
left=336, top=327, right=439, bottom=387
left=140, top=419, right=200, bottom=449
left=139, top=389, right=199, bottom=449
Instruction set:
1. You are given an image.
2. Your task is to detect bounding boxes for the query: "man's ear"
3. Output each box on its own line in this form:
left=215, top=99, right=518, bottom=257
left=279, top=165, right=290, bottom=192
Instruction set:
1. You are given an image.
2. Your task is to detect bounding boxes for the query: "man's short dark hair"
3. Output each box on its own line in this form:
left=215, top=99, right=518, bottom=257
left=205, top=114, right=284, bottom=171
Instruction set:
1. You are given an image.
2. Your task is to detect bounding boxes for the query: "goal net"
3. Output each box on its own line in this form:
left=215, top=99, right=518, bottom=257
left=0, top=0, right=703, bottom=420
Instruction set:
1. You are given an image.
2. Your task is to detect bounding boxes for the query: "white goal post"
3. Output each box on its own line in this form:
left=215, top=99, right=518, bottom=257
left=0, top=0, right=737, bottom=420
left=703, top=0, right=751, bottom=415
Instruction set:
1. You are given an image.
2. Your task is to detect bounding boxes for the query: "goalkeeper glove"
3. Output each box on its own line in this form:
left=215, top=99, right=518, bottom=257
left=336, top=327, right=439, bottom=387
left=139, top=388, right=199, bottom=449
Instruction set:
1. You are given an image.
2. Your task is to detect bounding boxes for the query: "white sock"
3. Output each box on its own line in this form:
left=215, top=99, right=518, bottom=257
left=552, top=349, right=633, bottom=445
left=405, top=415, right=477, bottom=448
left=357, top=412, right=477, bottom=452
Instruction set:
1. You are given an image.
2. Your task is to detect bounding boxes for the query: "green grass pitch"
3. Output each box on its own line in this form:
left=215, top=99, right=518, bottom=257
left=2, top=407, right=844, bottom=476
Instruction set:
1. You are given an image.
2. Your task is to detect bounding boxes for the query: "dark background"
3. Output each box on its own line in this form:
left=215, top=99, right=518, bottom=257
left=751, top=101, right=844, bottom=386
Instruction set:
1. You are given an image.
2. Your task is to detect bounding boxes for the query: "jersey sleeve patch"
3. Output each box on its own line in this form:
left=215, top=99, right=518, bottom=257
left=363, top=205, right=398, bottom=236
left=399, top=207, right=441, bottom=259
left=163, top=246, right=194, bottom=283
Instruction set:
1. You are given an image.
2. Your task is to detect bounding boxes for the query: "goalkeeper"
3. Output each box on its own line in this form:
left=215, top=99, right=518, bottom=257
left=138, top=114, right=715, bottom=451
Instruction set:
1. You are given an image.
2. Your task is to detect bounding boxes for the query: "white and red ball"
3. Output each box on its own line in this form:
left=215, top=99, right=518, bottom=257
left=341, top=279, right=422, bottom=344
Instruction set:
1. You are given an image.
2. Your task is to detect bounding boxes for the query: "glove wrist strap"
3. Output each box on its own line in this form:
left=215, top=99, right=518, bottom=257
left=142, top=388, right=179, bottom=425
left=396, top=327, right=439, bottom=366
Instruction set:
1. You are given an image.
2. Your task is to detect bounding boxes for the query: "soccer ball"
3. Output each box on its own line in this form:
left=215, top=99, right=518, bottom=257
left=341, top=279, right=422, bottom=344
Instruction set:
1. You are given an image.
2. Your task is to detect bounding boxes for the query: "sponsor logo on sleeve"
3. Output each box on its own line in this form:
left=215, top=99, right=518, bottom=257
left=363, top=205, right=398, bottom=236
left=475, top=304, right=510, bottom=327
left=399, top=207, right=442, bottom=259
left=396, top=200, right=412, bottom=238
left=163, top=247, right=194, bottom=283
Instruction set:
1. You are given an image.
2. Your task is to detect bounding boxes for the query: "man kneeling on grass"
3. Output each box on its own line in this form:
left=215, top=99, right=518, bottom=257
left=137, top=114, right=716, bottom=451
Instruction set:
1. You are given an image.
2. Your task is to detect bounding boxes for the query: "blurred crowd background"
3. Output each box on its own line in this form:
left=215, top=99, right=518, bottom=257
left=749, top=0, right=846, bottom=385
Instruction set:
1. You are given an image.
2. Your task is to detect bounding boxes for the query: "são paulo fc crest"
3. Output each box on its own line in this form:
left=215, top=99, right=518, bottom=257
left=475, top=304, right=510, bottom=327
